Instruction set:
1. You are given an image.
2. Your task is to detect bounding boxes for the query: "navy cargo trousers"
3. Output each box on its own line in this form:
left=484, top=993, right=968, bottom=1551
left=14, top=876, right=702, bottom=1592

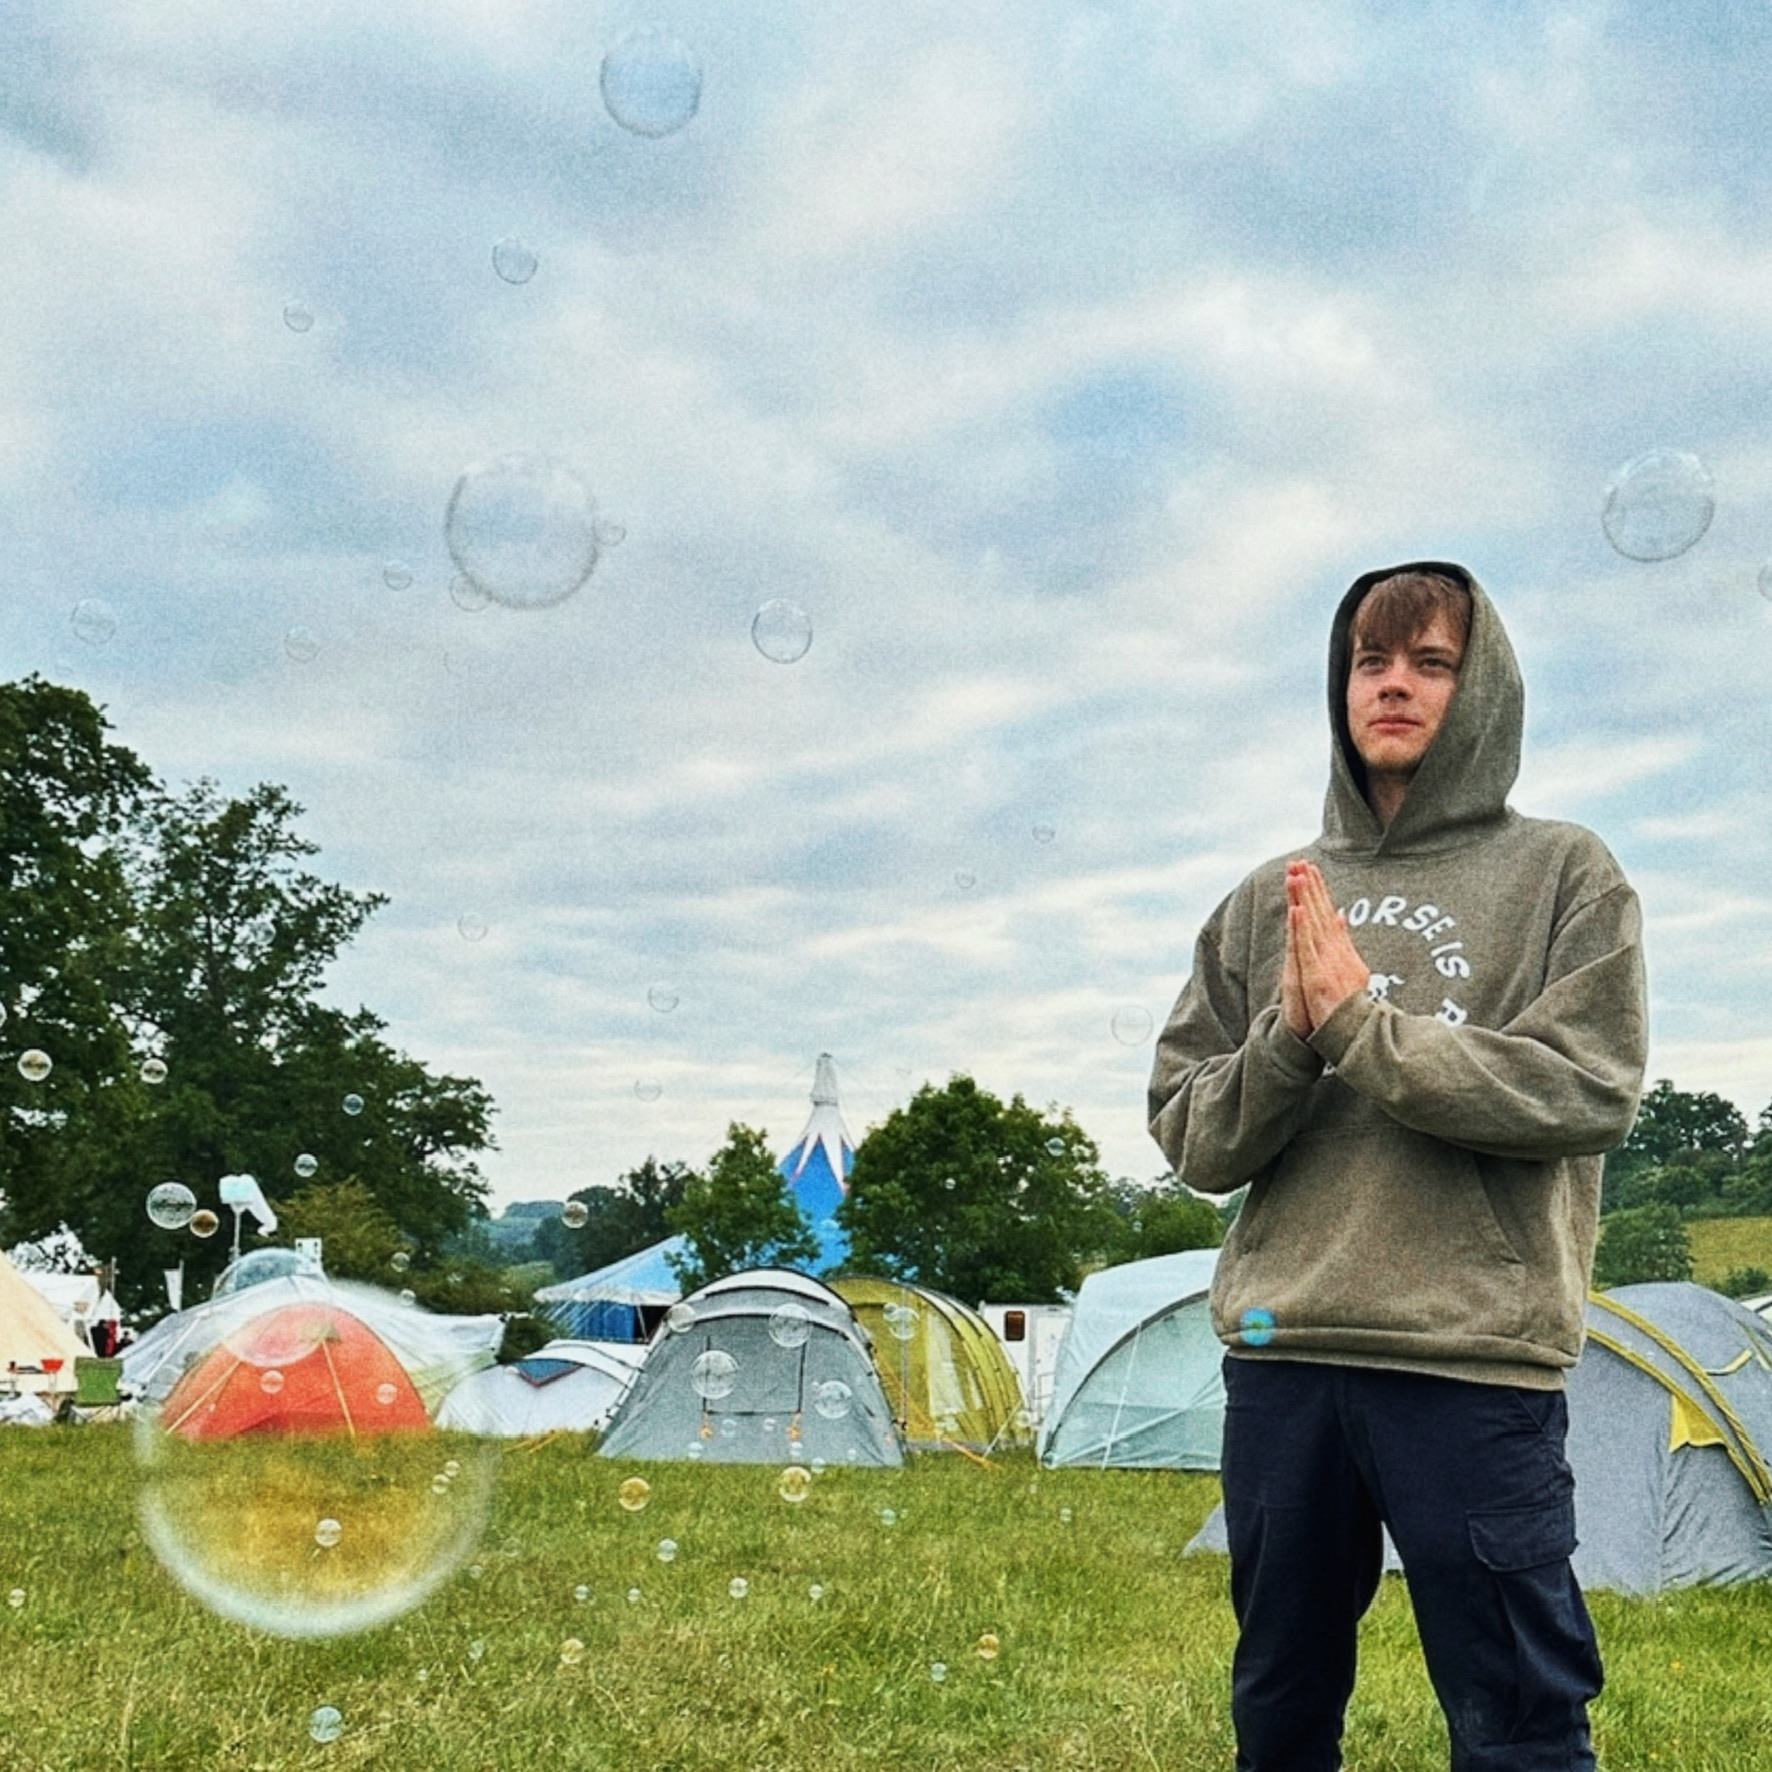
left=1220, top=1357, right=1602, bottom=1772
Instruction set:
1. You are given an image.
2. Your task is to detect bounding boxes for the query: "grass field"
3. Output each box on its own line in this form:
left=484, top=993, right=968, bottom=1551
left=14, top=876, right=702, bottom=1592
left=4, top=1426, right=1772, bottom=1771
left=1686, top=1217, right=1772, bottom=1290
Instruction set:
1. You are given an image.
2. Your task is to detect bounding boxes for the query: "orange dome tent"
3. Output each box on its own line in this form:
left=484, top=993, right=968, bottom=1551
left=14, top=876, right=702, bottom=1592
left=159, top=1300, right=429, bottom=1441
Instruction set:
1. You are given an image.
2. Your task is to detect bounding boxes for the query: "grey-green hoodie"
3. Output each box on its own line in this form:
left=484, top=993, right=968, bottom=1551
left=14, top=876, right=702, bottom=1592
left=1147, top=562, right=1648, bottom=1389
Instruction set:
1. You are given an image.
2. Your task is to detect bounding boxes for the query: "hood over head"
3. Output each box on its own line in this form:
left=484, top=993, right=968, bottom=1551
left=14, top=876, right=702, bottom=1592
left=1321, top=561, right=1522, bottom=857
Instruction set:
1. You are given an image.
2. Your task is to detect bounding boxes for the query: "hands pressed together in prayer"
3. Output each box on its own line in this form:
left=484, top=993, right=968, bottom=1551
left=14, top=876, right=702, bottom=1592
left=1281, top=860, right=1373, bottom=1039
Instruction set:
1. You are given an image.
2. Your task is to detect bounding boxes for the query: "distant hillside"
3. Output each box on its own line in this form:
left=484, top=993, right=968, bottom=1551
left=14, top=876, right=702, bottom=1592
left=1686, top=1217, right=1772, bottom=1289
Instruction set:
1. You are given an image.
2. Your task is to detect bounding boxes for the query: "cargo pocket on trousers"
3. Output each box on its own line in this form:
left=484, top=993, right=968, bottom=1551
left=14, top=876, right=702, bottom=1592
left=1468, top=1497, right=1576, bottom=1572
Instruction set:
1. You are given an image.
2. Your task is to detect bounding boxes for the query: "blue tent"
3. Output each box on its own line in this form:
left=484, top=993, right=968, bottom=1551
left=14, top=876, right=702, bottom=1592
left=534, top=1236, right=687, bottom=1341
left=778, top=1053, right=855, bottom=1274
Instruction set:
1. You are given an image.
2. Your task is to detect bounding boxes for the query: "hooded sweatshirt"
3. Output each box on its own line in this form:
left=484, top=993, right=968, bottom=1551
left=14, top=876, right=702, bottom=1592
left=1147, top=562, right=1648, bottom=1389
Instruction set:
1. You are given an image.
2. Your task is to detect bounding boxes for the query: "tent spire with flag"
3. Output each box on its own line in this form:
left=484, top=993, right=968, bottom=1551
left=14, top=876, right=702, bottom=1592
left=779, top=1053, right=854, bottom=1274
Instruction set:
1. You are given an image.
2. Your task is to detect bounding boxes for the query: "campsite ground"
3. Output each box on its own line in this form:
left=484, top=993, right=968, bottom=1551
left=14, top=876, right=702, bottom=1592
left=3, top=1427, right=1770, bottom=1771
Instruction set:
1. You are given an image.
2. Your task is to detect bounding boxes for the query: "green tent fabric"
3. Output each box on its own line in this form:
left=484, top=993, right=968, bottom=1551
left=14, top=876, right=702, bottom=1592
left=832, top=1277, right=1030, bottom=1454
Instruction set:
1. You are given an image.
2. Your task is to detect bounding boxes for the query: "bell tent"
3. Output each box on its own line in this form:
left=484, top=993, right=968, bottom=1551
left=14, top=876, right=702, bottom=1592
left=779, top=1053, right=855, bottom=1274
left=598, top=1268, right=901, bottom=1466
left=1039, top=1247, right=1224, bottom=1470
left=534, top=1237, right=688, bottom=1343
left=437, top=1339, right=644, bottom=1437
left=832, top=1276, right=1029, bottom=1452
left=0, top=1249, right=85, bottom=1399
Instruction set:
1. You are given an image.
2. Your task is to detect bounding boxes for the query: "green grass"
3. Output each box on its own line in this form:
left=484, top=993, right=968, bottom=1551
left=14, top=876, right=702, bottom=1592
left=1687, top=1216, right=1772, bottom=1289
left=3, top=1427, right=1772, bottom=1770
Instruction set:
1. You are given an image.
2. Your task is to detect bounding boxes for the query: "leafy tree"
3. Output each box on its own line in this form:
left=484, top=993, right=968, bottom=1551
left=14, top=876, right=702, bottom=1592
left=275, top=1178, right=406, bottom=1282
left=1121, top=1188, right=1225, bottom=1260
left=1592, top=1204, right=1693, bottom=1289
left=838, top=1075, right=1120, bottom=1304
left=1720, top=1267, right=1772, bottom=1300
left=667, top=1125, right=815, bottom=1292
left=533, top=1157, right=690, bottom=1277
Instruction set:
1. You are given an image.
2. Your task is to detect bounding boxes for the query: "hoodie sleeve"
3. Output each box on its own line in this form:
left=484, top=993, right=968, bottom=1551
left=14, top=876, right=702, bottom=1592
left=1147, top=884, right=1326, bottom=1195
left=1308, top=878, right=1647, bottom=1161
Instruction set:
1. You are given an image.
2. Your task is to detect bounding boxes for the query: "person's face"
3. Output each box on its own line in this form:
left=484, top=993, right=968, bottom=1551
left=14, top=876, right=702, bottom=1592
left=1345, top=609, right=1466, bottom=782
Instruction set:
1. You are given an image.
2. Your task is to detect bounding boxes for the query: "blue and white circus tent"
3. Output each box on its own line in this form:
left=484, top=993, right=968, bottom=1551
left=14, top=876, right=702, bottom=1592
left=536, top=1054, right=857, bottom=1340
left=779, top=1052, right=855, bottom=1274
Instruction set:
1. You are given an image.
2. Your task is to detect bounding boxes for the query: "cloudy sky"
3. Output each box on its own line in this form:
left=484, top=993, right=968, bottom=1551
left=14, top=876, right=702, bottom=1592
left=4, top=0, right=1770, bottom=1210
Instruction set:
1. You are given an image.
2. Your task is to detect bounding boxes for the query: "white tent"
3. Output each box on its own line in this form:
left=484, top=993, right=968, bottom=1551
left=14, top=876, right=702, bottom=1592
left=1038, top=1248, right=1224, bottom=1469
left=437, top=1339, right=644, bottom=1436
left=0, top=1249, right=86, bottom=1398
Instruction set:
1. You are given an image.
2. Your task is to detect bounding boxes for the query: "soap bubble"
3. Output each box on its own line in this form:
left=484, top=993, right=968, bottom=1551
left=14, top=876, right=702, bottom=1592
left=634, top=1077, right=663, bottom=1103
left=189, top=1209, right=220, bottom=1239
left=382, top=561, right=413, bottom=592
left=468, top=1637, right=485, bottom=1661
left=977, top=1632, right=1001, bottom=1661
left=375, top=1382, right=399, bottom=1407
left=449, top=573, right=492, bottom=613
left=665, top=1303, right=696, bottom=1334
left=1032, top=824, right=1056, bottom=844
left=655, top=1538, right=677, bottom=1563
left=307, top=1706, right=343, bottom=1744
left=954, top=870, right=977, bottom=891
left=1045, top=1137, right=1067, bottom=1157
left=930, top=1662, right=948, bottom=1684
left=601, top=27, right=702, bottom=138
left=593, top=518, right=626, bottom=548
left=768, top=1303, right=811, bottom=1349
left=812, top=1379, right=852, bottom=1421
left=293, top=1154, right=318, bottom=1179
left=147, top=1183, right=198, bottom=1231
left=777, top=1465, right=812, bottom=1505
left=574, top=1583, right=590, bottom=1603
left=558, top=1637, right=584, bottom=1667
left=1758, top=560, right=1772, bottom=603
left=457, top=913, right=488, bottom=943
left=342, top=1094, right=364, bottom=1117
left=809, top=1582, right=826, bottom=1601
left=1239, top=1306, right=1277, bottom=1347
left=627, top=1586, right=642, bottom=1604
left=751, top=599, right=813, bottom=664
left=1059, top=1506, right=1073, bottom=1525
left=617, top=1476, right=651, bottom=1513
left=284, top=626, right=320, bottom=664
left=389, top=1251, right=411, bottom=1274
left=6, top=1589, right=22, bottom=1609
left=1602, top=449, right=1715, bottom=562
left=879, top=1507, right=898, bottom=1527
left=140, top=1056, right=168, bottom=1085
left=70, top=598, right=117, bottom=644
left=283, top=301, right=314, bottom=334
left=491, top=238, right=538, bottom=285
left=883, top=1303, right=919, bottom=1343
left=943, top=1176, right=956, bottom=1191
left=17, top=1049, right=51, bottom=1083
left=562, top=1200, right=589, bottom=1230
left=1111, top=1006, right=1154, bottom=1046
left=647, top=982, right=679, bottom=1013
left=690, top=1349, right=738, bottom=1402
left=445, top=453, right=599, bottom=611
left=134, top=1277, right=498, bottom=1638
left=728, top=1575, right=749, bottom=1600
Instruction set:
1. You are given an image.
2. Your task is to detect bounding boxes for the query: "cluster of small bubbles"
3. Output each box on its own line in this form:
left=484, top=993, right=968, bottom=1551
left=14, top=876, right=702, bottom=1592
left=307, top=1706, right=343, bottom=1745
left=458, top=913, right=489, bottom=943
left=342, top=1093, right=365, bottom=1117
left=449, top=573, right=492, bottom=613
left=690, top=1349, right=738, bottom=1401
left=883, top=1303, right=919, bottom=1343
left=17, top=1049, right=51, bottom=1084
left=283, top=301, right=315, bottom=335
left=593, top=518, right=626, bottom=548
left=444, top=1460, right=462, bottom=1481
left=558, top=1637, right=584, bottom=1668
left=445, top=454, right=600, bottom=611
left=601, top=26, right=703, bottom=138
left=1032, top=824, right=1056, bottom=844
left=284, top=626, right=320, bottom=664
left=1044, top=1136, right=1067, bottom=1157
left=189, top=1208, right=220, bottom=1239
left=977, top=1632, right=1001, bottom=1661
left=561, top=1199, right=590, bottom=1231
left=146, top=1182, right=197, bottom=1231
left=618, top=1476, right=652, bottom=1513
left=293, top=1153, right=318, bottom=1179
left=812, top=1379, right=852, bottom=1421
left=634, top=1077, right=663, bottom=1103
left=768, top=1302, right=811, bottom=1349
left=1240, top=1306, right=1277, bottom=1347
left=777, top=1465, right=812, bottom=1505
left=1601, top=449, right=1714, bottom=562
left=389, top=1250, right=411, bottom=1274
left=491, top=238, right=538, bottom=285
left=140, top=1056, right=168, bottom=1085
left=260, top=1369, right=285, bottom=1396
left=1111, top=1006, right=1154, bottom=1046
left=646, top=982, right=679, bottom=1014
left=382, top=561, right=413, bottom=592
left=70, top=598, right=117, bottom=645
left=808, top=1582, right=826, bottom=1602
left=879, top=1507, right=898, bottom=1528
left=656, top=1539, right=678, bottom=1564
left=314, top=1518, right=342, bottom=1550
left=574, top=1583, right=590, bottom=1604
left=930, top=1662, right=948, bottom=1684
left=7, top=1588, right=24, bottom=1610
left=751, top=598, right=813, bottom=664
left=665, top=1302, right=696, bottom=1334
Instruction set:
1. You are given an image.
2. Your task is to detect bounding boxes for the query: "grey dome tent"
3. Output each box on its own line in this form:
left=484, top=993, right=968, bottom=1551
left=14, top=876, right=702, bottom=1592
left=1187, top=1282, right=1772, bottom=1594
left=597, top=1268, right=902, bottom=1467
left=1039, top=1247, right=1224, bottom=1469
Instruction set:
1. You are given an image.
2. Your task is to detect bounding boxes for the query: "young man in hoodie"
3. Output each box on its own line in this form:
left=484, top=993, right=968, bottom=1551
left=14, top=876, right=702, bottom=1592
left=1148, top=564, right=1647, bottom=1772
